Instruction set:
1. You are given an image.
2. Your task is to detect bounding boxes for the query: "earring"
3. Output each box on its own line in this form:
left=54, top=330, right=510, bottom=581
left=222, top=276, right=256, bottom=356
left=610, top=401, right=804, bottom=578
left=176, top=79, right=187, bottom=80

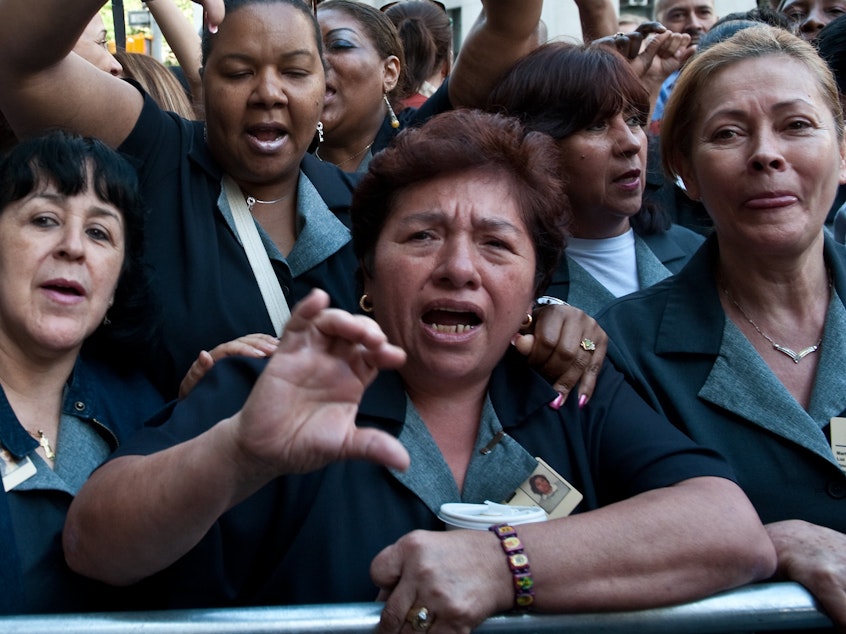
left=103, top=313, right=111, bottom=326
left=520, top=314, right=533, bottom=329
left=316, top=121, right=324, bottom=143
left=384, top=93, right=399, bottom=129
left=359, top=294, right=374, bottom=313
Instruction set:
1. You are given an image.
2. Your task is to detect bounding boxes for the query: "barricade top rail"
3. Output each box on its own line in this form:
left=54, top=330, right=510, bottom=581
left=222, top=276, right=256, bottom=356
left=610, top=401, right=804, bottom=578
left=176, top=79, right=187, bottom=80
left=0, top=582, right=832, bottom=634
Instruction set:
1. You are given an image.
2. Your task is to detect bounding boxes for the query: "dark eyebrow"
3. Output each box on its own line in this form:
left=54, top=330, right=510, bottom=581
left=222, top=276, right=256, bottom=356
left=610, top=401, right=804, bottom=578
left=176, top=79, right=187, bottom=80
left=396, top=210, right=524, bottom=235
left=29, top=192, right=123, bottom=225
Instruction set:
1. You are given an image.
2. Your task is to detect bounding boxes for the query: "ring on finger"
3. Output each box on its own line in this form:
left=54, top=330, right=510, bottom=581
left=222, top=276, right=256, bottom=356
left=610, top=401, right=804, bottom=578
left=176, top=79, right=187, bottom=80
left=406, top=606, right=433, bottom=632
left=580, top=338, right=597, bottom=352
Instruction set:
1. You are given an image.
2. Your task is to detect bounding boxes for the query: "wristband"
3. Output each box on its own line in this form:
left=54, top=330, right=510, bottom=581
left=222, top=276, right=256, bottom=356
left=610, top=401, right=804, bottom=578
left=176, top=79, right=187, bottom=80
left=488, top=523, right=534, bottom=610
left=534, top=295, right=569, bottom=309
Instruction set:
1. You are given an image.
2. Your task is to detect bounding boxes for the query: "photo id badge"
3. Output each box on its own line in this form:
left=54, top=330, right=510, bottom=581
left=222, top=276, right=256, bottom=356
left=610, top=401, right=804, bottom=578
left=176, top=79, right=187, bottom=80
left=830, top=417, right=846, bottom=475
left=1, top=447, right=36, bottom=492
left=504, top=457, right=583, bottom=520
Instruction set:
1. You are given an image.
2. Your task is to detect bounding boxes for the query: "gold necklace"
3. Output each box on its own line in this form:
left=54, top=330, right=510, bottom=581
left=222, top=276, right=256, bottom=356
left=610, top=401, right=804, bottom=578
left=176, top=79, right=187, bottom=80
left=314, top=141, right=374, bottom=169
left=29, top=429, right=56, bottom=461
left=720, top=275, right=831, bottom=364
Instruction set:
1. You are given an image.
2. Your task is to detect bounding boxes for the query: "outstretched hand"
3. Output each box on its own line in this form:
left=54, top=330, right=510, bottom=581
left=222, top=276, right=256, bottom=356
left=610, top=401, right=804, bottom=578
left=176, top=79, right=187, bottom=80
left=228, top=289, right=410, bottom=480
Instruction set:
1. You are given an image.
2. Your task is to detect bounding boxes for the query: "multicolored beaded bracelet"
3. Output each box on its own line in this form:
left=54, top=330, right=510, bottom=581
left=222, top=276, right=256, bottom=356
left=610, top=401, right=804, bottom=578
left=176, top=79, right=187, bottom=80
left=488, top=523, right=535, bottom=610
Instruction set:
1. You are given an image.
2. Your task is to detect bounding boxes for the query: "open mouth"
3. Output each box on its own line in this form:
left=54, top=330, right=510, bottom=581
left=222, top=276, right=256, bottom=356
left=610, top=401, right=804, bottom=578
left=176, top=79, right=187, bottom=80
left=42, top=280, right=84, bottom=297
left=246, top=123, right=288, bottom=150
left=422, top=308, right=481, bottom=334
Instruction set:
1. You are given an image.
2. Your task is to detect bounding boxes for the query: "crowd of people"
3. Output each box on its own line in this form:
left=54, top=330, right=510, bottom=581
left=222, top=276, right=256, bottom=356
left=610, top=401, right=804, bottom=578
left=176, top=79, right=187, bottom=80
left=0, top=0, right=844, bottom=631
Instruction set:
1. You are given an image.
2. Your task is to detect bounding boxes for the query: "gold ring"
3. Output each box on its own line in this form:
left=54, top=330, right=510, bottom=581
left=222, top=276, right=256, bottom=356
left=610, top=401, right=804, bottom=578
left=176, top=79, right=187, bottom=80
left=406, top=606, right=432, bottom=631
left=580, top=338, right=596, bottom=352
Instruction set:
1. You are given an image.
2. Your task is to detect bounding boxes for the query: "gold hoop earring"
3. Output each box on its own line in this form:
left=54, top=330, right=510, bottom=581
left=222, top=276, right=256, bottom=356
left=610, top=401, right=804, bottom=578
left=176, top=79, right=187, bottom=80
left=521, top=314, right=533, bottom=329
left=359, top=294, right=374, bottom=313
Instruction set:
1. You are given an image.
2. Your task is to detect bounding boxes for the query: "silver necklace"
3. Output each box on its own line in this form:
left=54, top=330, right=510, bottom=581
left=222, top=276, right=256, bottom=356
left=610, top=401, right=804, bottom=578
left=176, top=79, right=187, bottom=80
left=245, top=193, right=291, bottom=213
left=721, top=278, right=830, bottom=364
left=314, top=141, right=373, bottom=169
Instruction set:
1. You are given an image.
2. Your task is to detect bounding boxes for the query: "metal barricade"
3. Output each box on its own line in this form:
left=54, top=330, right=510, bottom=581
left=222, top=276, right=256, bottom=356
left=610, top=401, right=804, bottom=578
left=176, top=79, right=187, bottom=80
left=0, top=582, right=832, bottom=633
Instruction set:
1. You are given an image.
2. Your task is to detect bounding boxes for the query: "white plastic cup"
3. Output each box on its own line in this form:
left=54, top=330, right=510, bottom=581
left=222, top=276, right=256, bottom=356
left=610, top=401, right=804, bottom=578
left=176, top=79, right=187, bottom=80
left=438, top=501, right=548, bottom=531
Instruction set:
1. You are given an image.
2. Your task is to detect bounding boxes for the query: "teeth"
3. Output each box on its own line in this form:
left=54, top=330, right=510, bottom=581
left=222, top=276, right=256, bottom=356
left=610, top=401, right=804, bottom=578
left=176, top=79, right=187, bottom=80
left=430, top=324, right=477, bottom=333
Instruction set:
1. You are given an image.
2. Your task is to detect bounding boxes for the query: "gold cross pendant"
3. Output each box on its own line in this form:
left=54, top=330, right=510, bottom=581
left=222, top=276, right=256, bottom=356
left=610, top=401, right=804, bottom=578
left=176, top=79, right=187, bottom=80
left=36, top=430, right=56, bottom=461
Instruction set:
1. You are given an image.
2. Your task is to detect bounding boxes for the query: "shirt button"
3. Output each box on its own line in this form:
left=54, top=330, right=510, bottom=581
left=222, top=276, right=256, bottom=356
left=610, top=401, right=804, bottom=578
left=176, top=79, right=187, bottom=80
left=826, top=480, right=846, bottom=499
left=74, top=401, right=85, bottom=412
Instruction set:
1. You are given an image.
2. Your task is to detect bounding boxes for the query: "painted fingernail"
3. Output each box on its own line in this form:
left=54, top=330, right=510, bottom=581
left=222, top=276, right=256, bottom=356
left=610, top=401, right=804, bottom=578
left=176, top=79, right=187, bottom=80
left=549, top=393, right=565, bottom=410
left=578, top=394, right=588, bottom=409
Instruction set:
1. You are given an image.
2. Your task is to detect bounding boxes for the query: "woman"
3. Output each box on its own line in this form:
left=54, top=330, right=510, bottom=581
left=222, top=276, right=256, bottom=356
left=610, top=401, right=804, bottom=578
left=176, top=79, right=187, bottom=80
left=313, top=0, right=620, bottom=173
left=0, top=0, right=600, bottom=403
left=0, top=131, right=165, bottom=614
left=383, top=0, right=453, bottom=110
left=596, top=26, right=846, bottom=629
left=64, top=111, right=773, bottom=627
left=487, top=42, right=704, bottom=315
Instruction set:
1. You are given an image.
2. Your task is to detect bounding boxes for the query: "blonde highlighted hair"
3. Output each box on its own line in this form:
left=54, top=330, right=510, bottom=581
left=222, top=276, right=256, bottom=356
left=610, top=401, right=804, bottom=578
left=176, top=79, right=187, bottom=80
left=661, top=25, right=844, bottom=181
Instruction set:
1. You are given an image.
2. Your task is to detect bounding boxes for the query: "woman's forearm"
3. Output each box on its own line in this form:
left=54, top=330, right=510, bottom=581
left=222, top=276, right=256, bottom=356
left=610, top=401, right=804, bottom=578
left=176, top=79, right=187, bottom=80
left=521, top=477, right=776, bottom=611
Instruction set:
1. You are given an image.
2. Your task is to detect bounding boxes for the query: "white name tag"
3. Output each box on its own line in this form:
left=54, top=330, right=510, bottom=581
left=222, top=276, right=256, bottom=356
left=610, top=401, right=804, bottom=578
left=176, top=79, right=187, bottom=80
left=1, top=448, right=36, bottom=492
left=504, top=457, right=584, bottom=519
left=831, top=417, right=846, bottom=475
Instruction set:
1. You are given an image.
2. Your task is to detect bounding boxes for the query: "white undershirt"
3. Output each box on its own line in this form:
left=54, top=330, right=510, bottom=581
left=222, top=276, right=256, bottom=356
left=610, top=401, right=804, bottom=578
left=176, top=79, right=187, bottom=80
left=565, top=228, right=639, bottom=297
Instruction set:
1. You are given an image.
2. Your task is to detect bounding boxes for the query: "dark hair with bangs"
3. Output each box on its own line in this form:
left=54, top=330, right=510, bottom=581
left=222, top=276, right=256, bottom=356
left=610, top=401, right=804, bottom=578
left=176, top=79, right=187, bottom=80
left=351, top=109, right=568, bottom=296
left=487, top=42, right=650, bottom=141
left=0, top=130, right=159, bottom=367
left=487, top=42, right=667, bottom=233
left=201, top=0, right=323, bottom=67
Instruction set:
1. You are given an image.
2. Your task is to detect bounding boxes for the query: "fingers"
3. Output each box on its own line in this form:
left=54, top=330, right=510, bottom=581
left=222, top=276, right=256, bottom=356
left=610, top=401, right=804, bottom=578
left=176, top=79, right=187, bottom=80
left=520, top=304, right=606, bottom=404
left=178, top=349, right=215, bottom=399
left=206, top=334, right=279, bottom=363
left=179, top=333, right=281, bottom=399
left=634, top=20, right=667, bottom=36
left=592, top=32, right=641, bottom=59
left=312, top=307, right=406, bottom=371
left=199, top=0, right=225, bottom=32
left=347, top=427, right=410, bottom=472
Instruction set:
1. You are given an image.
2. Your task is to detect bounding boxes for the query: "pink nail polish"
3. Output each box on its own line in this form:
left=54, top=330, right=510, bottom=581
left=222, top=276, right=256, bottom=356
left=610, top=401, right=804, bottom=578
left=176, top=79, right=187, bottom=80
left=549, top=393, right=565, bottom=410
left=578, top=394, right=588, bottom=409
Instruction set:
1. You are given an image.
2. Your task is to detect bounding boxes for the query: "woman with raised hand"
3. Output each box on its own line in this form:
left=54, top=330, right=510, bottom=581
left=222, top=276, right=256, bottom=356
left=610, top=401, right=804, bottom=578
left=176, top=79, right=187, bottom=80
left=65, top=110, right=773, bottom=627
left=0, top=0, right=605, bottom=402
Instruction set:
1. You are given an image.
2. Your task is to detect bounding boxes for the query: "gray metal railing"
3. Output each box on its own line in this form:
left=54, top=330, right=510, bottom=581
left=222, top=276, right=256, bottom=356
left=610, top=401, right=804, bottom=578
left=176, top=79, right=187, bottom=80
left=0, top=582, right=832, bottom=633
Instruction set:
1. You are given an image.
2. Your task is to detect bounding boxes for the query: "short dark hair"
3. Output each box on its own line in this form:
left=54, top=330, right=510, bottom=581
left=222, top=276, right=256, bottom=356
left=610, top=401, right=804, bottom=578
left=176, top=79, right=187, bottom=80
left=351, top=109, right=568, bottom=296
left=0, top=130, right=158, bottom=366
left=487, top=42, right=650, bottom=143
left=487, top=42, right=666, bottom=234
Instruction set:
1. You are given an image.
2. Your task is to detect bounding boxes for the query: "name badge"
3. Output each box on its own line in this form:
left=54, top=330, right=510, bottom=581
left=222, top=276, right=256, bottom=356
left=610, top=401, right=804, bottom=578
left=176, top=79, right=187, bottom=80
left=1, top=447, right=36, bottom=492
left=831, top=417, right=846, bottom=475
left=504, top=457, right=583, bottom=519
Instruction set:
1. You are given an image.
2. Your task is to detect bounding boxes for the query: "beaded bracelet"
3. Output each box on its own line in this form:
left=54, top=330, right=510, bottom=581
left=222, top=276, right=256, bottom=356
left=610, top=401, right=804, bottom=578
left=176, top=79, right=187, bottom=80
left=488, top=523, right=534, bottom=610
